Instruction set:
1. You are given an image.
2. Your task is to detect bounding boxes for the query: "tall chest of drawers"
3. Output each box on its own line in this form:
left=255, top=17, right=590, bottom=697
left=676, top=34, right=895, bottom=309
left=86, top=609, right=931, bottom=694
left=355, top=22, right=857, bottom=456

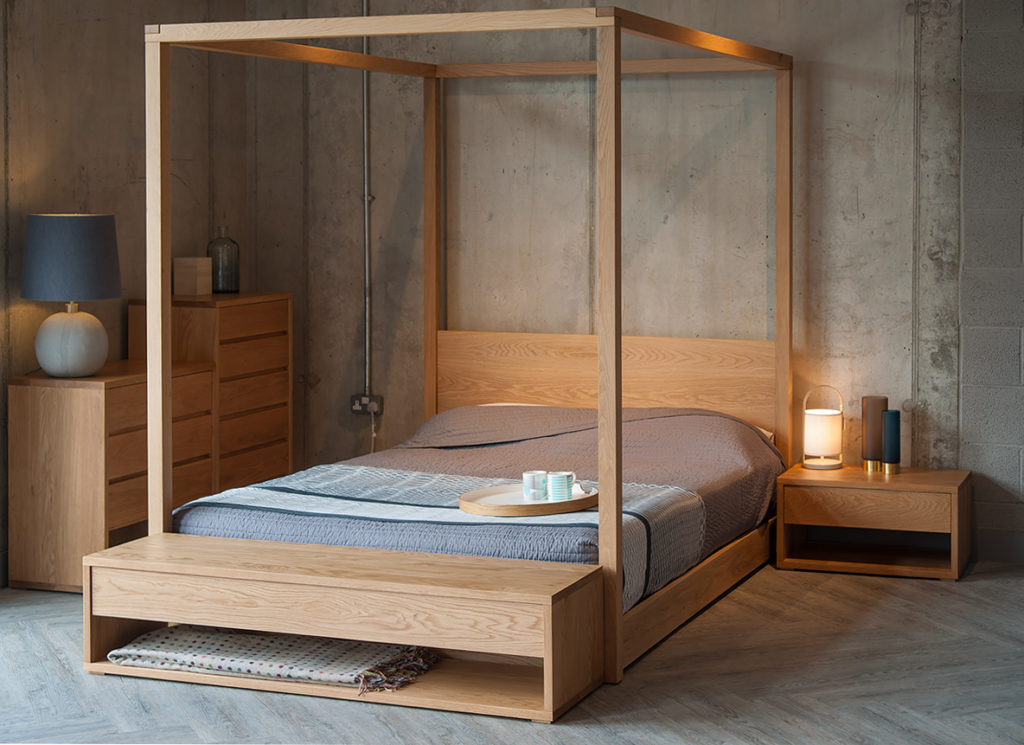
left=128, top=292, right=293, bottom=491
left=8, top=361, right=214, bottom=591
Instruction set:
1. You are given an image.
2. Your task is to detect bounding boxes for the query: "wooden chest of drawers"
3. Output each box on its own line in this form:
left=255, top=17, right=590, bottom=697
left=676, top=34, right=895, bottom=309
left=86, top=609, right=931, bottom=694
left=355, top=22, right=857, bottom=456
left=8, top=360, right=214, bottom=591
left=128, top=293, right=292, bottom=490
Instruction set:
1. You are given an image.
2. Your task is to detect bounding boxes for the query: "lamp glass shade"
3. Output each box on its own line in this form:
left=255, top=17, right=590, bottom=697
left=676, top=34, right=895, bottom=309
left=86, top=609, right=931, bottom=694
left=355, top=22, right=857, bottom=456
left=22, top=213, right=121, bottom=301
left=802, top=386, right=844, bottom=470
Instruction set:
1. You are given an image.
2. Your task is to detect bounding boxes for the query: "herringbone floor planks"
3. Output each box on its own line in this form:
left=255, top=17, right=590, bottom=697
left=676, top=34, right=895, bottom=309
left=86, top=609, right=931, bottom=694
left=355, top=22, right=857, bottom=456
left=1, top=563, right=1021, bottom=744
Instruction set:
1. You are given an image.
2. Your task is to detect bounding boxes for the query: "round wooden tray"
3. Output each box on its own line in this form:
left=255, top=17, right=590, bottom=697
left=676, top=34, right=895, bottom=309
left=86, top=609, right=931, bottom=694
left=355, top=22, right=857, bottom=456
left=458, top=484, right=598, bottom=517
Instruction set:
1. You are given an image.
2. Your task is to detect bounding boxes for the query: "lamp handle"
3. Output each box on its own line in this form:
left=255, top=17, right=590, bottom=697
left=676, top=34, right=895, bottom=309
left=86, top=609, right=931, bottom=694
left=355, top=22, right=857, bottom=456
left=802, top=385, right=844, bottom=414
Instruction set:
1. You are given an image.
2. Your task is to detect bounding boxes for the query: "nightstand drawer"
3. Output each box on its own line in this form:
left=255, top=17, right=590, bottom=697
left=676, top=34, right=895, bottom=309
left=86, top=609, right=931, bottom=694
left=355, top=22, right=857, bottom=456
left=783, top=485, right=950, bottom=533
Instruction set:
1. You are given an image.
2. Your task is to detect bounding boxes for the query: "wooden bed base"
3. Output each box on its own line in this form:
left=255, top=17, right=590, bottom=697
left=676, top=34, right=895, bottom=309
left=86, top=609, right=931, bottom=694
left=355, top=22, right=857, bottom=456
left=83, top=7, right=793, bottom=722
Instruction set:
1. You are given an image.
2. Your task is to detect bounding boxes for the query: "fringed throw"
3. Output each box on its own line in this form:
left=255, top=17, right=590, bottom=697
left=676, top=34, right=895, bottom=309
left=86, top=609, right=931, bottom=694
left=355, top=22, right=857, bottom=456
left=107, top=625, right=439, bottom=693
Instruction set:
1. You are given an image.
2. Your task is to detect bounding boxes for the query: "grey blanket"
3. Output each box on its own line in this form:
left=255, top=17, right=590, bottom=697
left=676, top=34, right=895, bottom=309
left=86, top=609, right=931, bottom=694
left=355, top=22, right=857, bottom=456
left=351, top=406, right=784, bottom=557
left=174, top=407, right=783, bottom=610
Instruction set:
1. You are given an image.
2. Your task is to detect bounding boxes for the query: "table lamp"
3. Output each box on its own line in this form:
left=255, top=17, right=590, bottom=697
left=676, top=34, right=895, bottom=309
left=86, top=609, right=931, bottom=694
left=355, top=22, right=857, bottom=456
left=21, top=213, right=121, bottom=377
left=802, top=385, right=844, bottom=470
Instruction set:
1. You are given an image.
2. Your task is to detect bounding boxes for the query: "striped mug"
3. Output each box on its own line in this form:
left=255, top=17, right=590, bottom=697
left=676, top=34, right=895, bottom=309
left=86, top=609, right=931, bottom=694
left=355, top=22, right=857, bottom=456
left=547, top=471, right=578, bottom=501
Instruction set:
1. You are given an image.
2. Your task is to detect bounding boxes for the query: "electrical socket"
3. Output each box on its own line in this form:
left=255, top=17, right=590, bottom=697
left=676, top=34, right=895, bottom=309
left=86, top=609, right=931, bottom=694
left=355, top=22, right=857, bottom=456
left=351, top=393, right=384, bottom=416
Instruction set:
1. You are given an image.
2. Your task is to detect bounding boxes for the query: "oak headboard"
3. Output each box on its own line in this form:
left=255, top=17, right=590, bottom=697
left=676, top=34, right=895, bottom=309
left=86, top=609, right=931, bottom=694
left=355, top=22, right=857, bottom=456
left=434, top=329, right=789, bottom=458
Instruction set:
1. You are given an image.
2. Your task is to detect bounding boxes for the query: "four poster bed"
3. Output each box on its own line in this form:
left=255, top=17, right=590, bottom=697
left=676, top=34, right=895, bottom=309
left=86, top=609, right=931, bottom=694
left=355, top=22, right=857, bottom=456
left=82, top=7, right=794, bottom=722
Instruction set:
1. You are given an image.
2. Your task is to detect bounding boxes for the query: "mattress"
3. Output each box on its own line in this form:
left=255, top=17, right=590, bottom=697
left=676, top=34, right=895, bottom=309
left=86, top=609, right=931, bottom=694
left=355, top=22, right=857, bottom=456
left=174, top=406, right=785, bottom=610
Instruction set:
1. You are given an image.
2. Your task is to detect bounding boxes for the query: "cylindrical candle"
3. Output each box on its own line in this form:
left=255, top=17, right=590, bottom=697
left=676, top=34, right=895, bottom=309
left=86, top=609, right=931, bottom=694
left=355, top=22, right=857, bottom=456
left=882, top=409, right=900, bottom=464
left=862, top=395, right=887, bottom=462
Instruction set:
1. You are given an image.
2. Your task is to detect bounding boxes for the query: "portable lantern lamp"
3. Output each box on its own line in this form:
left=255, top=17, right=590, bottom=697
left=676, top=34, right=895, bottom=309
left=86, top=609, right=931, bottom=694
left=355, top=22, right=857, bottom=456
left=802, top=385, right=844, bottom=470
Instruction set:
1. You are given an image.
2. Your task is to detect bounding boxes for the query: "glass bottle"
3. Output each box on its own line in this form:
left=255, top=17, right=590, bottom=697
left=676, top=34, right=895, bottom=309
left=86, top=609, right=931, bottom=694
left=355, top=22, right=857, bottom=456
left=206, top=225, right=240, bottom=293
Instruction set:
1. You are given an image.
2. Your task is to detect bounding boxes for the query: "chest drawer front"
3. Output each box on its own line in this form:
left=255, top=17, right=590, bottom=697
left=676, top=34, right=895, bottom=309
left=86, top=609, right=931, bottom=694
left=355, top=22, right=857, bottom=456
left=219, top=335, right=289, bottom=380
left=106, top=372, right=213, bottom=434
left=108, top=415, right=213, bottom=481
left=783, top=485, right=950, bottom=533
left=219, top=299, right=289, bottom=342
left=220, top=370, right=289, bottom=417
left=106, top=458, right=214, bottom=531
left=220, top=440, right=290, bottom=490
left=220, top=406, right=289, bottom=456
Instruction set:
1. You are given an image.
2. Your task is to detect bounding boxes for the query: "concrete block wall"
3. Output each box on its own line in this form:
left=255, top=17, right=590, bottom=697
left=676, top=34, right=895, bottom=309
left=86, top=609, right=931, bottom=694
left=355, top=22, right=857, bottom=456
left=960, top=0, right=1024, bottom=561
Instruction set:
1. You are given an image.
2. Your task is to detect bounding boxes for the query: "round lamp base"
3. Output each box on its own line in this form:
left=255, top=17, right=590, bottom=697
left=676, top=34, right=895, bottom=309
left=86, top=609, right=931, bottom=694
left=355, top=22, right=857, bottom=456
left=35, top=307, right=109, bottom=377
left=803, top=456, right=843, bottom=470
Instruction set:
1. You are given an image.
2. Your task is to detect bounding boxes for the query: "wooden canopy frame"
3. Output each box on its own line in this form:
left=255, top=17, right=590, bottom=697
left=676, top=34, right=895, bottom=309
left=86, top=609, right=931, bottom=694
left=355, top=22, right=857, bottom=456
left=85, top=7, right=792, bottom=722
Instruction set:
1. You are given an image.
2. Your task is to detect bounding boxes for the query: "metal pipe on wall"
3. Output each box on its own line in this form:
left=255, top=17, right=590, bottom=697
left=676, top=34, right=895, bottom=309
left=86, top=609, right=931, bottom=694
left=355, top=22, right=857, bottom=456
left=361, top=0, right=373, bottom=398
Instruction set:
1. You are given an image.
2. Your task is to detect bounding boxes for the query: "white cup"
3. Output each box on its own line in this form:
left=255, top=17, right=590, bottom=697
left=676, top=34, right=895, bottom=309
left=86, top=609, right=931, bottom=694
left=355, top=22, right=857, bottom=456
left=523, top=471, right=547, bottom=501
left=547, top=471, right=578, bottom=501
left=525, top=487, right=547, bottom=502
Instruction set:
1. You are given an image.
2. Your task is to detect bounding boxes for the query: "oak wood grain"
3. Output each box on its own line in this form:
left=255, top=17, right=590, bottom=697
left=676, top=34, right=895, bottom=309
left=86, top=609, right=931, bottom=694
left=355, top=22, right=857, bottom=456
left=437, top=330, right=777, bottom=431
left=106, top=458, right=214, bottom=532
left=783, top=486, right=950, bottom=533
left=435, top=57, right=770, bottom=78
left=423, top=76, right=443, bottom=419
left=219, top=370, right=289, bottom=417
left=91, top=569, right=547, bottom=656
left=84, top=657, right=549, bottom=721
left=776, top=466, right=971, bottom=579
left=106, top=370, right=213, bottom=434
left=84, top=533, right=599, bottom=603
left=9, top=385, right=106, bottom=590
left=596, top=22, right=624, bottom=684
left=107, top=415, right=213, bottom=481
left=180, top=40, right=437, bottom=78
left=219, top=405, right=289, bottom=456
left=144, top=38, right=172, bottom=535
left=148, top=8, right=613, bottom=43
left=218, top=440, right=290, bottom=489
left=218, top=334, right=289, bottom=380
left=218, top=298, right=289, bottom=341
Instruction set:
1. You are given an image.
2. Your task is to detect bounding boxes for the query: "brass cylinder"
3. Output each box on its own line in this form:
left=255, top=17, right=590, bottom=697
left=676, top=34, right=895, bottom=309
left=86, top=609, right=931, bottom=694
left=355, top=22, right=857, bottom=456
left=863, top=459, right=882, bottom=473
left=883, top=462, right=900, bottom=475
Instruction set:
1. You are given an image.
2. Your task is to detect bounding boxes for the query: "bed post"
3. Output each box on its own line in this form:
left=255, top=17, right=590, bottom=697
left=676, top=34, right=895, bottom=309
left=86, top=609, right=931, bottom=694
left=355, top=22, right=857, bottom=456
left=775, top=68, right=793, bottom=465
left=596, top=20, right=623, bottom=684
left=423, top=76, right=443, bottom=421
left=144, top=34, right=173, bottom=534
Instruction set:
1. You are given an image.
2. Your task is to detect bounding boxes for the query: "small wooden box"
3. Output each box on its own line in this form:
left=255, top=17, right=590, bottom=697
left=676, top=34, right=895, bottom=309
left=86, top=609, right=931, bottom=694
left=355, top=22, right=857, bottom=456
left=173, top=257, right=212, bottom=296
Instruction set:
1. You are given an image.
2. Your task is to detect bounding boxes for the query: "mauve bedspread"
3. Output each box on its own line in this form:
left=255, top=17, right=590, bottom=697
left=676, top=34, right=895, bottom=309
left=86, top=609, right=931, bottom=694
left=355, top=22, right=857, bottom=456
left=174, top=406, right=784, bottom=610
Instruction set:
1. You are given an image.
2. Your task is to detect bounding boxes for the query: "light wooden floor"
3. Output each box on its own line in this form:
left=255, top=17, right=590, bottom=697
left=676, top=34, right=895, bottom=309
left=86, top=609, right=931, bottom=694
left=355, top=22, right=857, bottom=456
left=2, top=563, right=1022, bottom=745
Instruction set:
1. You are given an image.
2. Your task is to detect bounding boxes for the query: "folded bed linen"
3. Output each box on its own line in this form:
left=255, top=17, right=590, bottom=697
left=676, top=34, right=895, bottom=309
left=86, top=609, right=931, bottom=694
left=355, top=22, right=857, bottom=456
left=174, top=407, right=784, bottom=611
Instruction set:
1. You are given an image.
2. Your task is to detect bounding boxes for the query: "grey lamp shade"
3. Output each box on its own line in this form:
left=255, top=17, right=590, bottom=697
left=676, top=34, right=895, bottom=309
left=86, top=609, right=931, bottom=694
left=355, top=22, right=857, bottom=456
left=22, top=213, right=121, bottom=301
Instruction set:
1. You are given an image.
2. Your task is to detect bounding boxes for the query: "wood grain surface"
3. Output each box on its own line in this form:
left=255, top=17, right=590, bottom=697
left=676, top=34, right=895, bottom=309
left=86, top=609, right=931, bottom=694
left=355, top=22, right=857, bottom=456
left=436, top=330, right=777, bottom=432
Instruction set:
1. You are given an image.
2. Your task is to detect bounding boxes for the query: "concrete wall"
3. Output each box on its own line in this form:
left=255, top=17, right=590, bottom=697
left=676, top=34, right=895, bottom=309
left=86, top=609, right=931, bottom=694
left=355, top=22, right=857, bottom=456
left=960, top=0, right=1024, bottom=561
left=293, top=0, right=934, bottom=472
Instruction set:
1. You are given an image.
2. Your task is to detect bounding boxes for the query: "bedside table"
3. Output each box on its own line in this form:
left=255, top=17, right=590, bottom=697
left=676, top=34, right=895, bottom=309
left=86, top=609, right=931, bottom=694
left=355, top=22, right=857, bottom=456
left=776, top=465, right=971, bottom=580
left=7, top=360, right=214, bottom=592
